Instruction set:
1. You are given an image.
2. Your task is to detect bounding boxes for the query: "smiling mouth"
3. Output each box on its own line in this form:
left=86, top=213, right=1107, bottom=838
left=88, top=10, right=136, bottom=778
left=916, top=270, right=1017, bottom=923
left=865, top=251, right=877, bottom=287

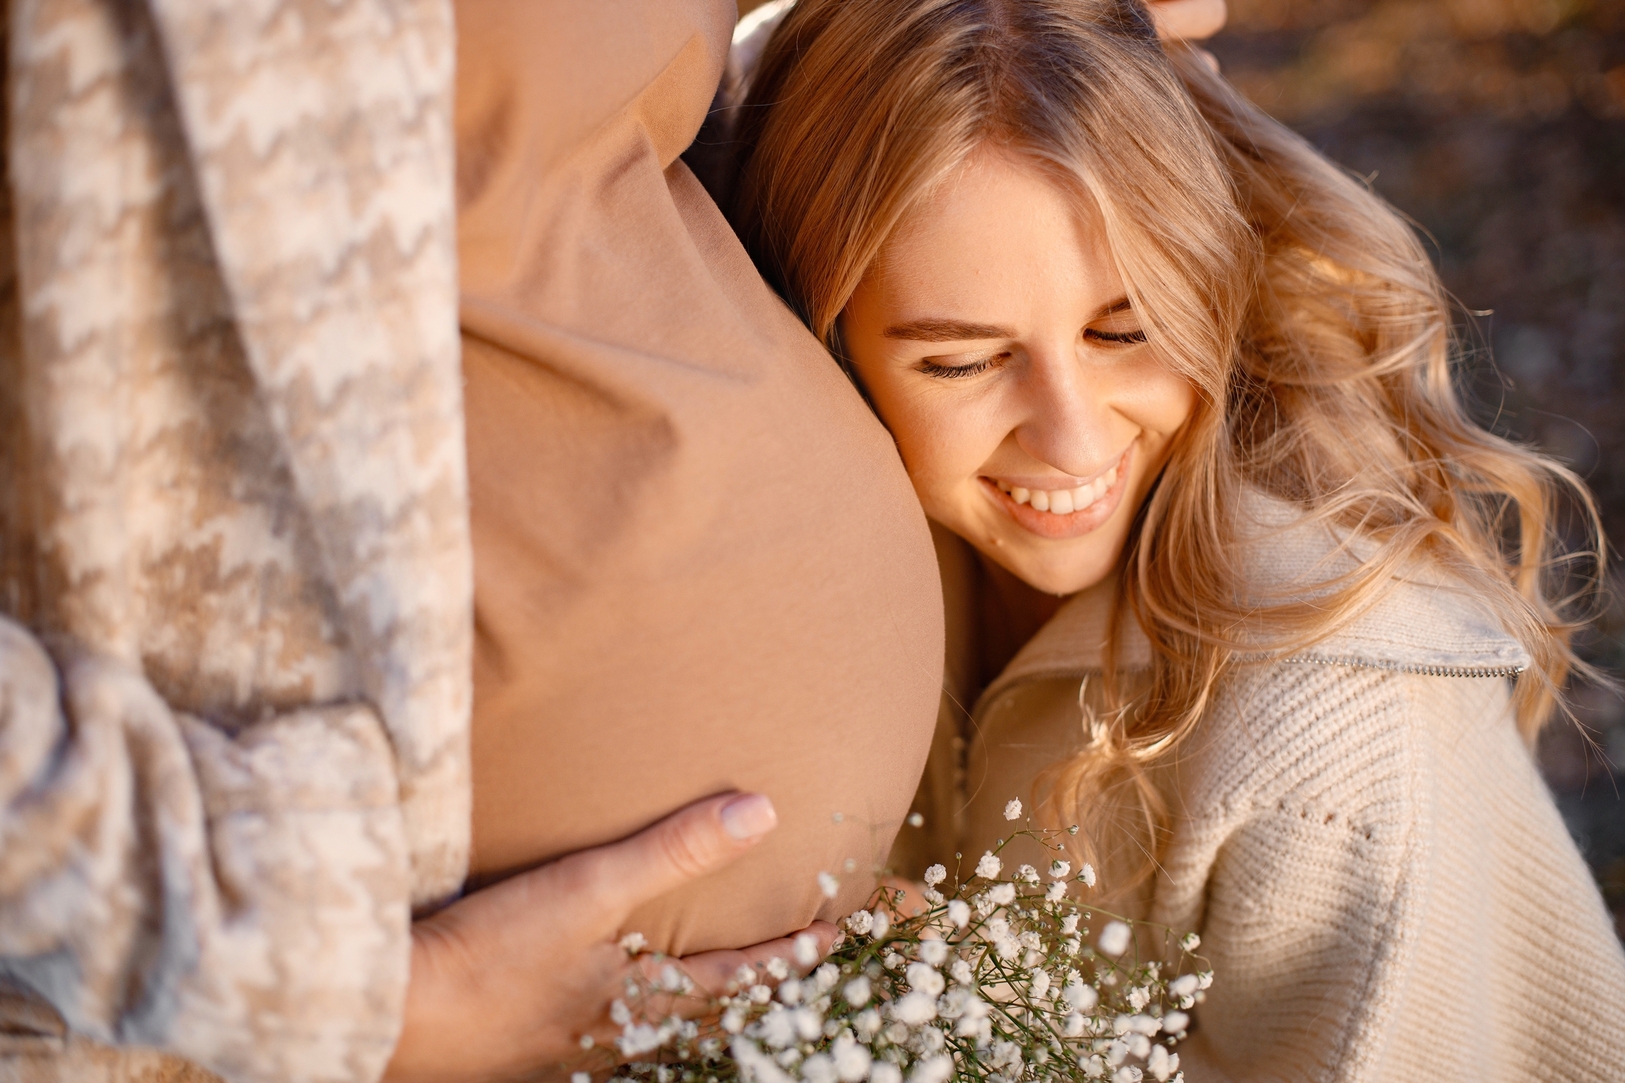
left=979, top=446, right=1133, bottom=540
left=994, top=464, right=1118, bottom=516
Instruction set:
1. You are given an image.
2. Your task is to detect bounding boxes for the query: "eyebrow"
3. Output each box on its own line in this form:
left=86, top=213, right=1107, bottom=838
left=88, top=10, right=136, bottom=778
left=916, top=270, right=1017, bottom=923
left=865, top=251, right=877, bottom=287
left=880, top=297, right=1135, bottom=342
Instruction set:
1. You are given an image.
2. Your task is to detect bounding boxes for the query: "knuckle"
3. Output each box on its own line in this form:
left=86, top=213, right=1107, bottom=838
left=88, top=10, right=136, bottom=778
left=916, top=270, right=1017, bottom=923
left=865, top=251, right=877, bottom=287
left=658, top=821, right=718, bottom=880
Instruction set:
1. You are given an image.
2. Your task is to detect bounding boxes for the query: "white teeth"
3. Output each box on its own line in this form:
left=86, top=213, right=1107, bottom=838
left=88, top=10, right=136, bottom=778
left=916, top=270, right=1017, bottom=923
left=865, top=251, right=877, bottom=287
left=1001, top=462, right=1121, bottom=516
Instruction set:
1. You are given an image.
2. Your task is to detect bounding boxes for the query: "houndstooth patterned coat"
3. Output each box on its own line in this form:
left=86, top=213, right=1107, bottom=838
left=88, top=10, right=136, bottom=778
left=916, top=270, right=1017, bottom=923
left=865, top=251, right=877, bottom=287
left=0, top=0, right=471, bottom=1079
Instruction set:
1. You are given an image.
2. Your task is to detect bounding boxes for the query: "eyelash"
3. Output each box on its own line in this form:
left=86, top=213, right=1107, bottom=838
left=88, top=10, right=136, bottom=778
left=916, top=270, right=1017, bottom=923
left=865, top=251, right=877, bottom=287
left=1086, top=328, right=1147, bottom=344
left=917, top=328, right=1146, bottom=379
left=918, top=353, right=1008, bottom=379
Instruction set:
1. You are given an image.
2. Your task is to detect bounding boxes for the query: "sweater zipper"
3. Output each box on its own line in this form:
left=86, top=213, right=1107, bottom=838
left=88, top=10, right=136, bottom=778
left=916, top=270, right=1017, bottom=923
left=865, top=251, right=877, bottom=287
left=1280, top=654, right=1527, bottom=679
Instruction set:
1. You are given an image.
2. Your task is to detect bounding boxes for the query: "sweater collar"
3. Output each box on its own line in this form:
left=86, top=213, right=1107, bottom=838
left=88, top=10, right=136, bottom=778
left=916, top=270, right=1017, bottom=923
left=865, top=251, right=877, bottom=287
left=977, top=492, right=1531, bottom=714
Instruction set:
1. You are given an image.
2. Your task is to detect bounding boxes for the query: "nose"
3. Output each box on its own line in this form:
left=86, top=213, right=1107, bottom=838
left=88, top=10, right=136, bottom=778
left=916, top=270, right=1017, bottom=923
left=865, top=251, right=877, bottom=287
left=1009, top=347, right=1116, bottom=477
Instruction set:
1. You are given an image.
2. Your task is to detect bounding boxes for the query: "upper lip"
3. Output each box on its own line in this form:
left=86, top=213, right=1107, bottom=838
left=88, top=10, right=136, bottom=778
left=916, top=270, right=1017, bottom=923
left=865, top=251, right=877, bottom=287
left=982, top=447, right=1129, bottom=491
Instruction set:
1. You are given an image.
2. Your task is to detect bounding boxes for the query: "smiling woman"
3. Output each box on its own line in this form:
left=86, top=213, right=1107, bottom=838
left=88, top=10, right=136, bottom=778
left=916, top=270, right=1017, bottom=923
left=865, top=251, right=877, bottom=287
left=842, top=148, right=1196, bottom=594
left=722, top=0, right=1625, bottom=1078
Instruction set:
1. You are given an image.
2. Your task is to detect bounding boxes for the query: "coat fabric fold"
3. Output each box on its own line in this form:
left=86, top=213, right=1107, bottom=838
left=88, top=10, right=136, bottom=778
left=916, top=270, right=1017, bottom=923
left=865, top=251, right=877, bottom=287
left=0, top=0, right=470, bottom=1078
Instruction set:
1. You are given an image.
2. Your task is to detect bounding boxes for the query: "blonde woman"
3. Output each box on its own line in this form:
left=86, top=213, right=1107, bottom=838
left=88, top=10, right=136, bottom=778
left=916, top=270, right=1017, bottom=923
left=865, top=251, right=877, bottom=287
left=723, top=1, right=1625, bottom=1078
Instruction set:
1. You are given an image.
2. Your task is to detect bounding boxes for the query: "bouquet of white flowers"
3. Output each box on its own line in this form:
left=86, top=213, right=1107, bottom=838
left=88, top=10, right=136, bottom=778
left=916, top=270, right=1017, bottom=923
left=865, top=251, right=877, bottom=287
left=589, top=802, right=1211, bottom=1083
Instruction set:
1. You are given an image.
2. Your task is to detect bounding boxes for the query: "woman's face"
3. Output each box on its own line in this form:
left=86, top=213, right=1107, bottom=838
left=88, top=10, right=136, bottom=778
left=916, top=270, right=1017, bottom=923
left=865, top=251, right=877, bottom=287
left=842, top=148, right=1197, bottom=596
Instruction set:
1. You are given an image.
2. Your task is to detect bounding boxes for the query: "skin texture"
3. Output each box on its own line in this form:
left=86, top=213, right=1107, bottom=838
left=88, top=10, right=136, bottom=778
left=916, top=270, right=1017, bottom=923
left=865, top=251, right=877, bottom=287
left=842, top=148, right=1198, bottom=601
left=384, top=793, right=836, bottom=1082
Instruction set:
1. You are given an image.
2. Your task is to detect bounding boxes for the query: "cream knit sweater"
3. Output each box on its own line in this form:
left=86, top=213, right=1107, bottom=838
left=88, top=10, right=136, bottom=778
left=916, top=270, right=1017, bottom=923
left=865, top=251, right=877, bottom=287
left=900, top=502, right=1625, bottom=1082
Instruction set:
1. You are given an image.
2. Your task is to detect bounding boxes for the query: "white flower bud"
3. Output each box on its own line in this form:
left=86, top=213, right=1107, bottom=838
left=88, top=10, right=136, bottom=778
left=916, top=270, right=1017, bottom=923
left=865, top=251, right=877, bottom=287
left=868, top=1062, right=902, bottom=1083
left=1079, top=863, right=1097, bottom=888
left=1050, top=860, right=1072, bottom=879
left=854, top=1007, right=883, bottom=1039
left=572, top=1073, right=590, bottom=1083
left=1180, top=932, right=1201, bottom=952
left=1028, top=967, right=1052, bottom=1000
left=843, top=976, right=871, bottom=1006
left=891, top=990, right=938, bottom=1024
left=871, top=910, right=891, bottom=940
left=1065, top=980, right=1098, bottom=1013
left=950, top=957, right=974, bottom=984
left=923, top=864, right=947, bottom=886
left=794, top=932, right=821, bottom=968
left=818, top=872, right=840, bottom=899
left=846, top=910, right=874, bottom=936
left=918, top=939, right=949, bottom=966
left=832, top=1036, right=872, bottom=1083
left=1129, top=1033, right=1151, bottom=1059
left=947, top=899, right=971, bottom=928
left=777, top=979, right=803, bottom=1005
left=989, top=883, right=1016, bottom=906
left=1167, top=974, right=1199, bottom=999
left=749, top=983, right=773, bottom=1004
left=721, top=1006, right=747, bottom=1034
left=1061, top=913, right=1081, bottom=935
left=976, top=851, right=1002, bottom=878
left=766, top=957, right=790, bottom=980
left=1046, top=880, right=1067, bottom=902
left=1004, top=799, right=1023, bottom=820
left=909, top=1054, right=954, bottom=1083
left=793, top=1007, right=823, bottom=1041
left=802, top=1054, right=837, bottom=1083
left=1162, top=1010, right=1190, bottom=1034
left=1112, top=1067, right=1143, bottom=1083
left=1016, top=864, right=1039, bottom=883
left=1147, top=1045, right=1173, bottom=1082
left=906, top=961, right=945, bottom=997
left=1097, top=920, right=1132, bottom=956
left=1063, top=1011, right=1086, bottom=1036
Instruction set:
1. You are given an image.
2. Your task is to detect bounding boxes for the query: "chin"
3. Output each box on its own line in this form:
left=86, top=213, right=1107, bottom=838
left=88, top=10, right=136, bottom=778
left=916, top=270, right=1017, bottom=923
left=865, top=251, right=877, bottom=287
left=999, top=547, right=1113, bottom=596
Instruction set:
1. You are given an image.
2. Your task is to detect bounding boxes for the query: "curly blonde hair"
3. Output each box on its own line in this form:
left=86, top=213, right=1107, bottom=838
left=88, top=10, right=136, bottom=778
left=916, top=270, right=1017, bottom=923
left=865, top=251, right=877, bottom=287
left=727, top=0, right=1603, bottom=878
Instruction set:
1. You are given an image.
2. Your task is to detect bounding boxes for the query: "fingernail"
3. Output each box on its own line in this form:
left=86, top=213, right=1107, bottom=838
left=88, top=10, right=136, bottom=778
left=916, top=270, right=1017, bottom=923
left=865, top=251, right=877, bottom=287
left=721, top=793, right=777, bottom=840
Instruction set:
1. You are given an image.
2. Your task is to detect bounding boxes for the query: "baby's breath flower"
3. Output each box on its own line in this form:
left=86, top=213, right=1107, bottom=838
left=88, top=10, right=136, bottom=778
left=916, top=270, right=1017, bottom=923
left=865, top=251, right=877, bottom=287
left=1098, top=921, right=1132, bottom=957
left=794, top=933, right=821, bottom=968
left=611, top=999, right=632, bottom=1026
left=923, top=864, right=947, bottom=887
left=1179, top=932, right=1200, bottom=952
left=854, top=1007, right=883, bottom=1039
left=620, top=932, right=647, bottom=955
left=1166, top=974, right=1198, bottom=999
left=1079, top=863, right=1098, bottom=888
left=922, top=888, right=945, bottom=906
left=573, top=1072, right=591, bottom=1083
left=845, top=910, right=874, bottom=936
left=869, top=1062, right=902, bottom=1083
left=1028, top=967, right=1051, bottom=1000
left=843, top=975, right=872, bottom=1007
left=1112, top=1066, right=1143, bottom=1083
left=976, top=851, right=1002, bottom=879
left=947, top=899, right=971, bottom=929
left=871, top=911, right=891, bottom=940
left=777, top=979, right=802, bottom=1006
left=906, top=961, right=945, bottom=997
left=907, top=812, right=925, bottom=827
left=988, top=882, right=1016, bottom=906
left=949, top=957, right=973, bottom=984
left=831, top=1035, right=871, bottom=1083
left=892, top=989, right=938, bottom=1024
left=1061, top=913, right=1081, bottom=935
left=801, top=1053, right=837, bottom=1083
left=1050, top=860, right=1072, bottom=879
left=919, top=939, right=949, bottom=966
left=1162, top=1010, right=1190, bottom=1034
left=818, top=872, right=840, bottom=899
left=748, top=983, right=773, bottom=1004
left=1046, top=881, right=1067, bottom=902
left=1004, top=799, right=1023, bottom=821
left=910, top=1054, right=954, bottom=1083
left=1016, top=864, right=1039, bottom=884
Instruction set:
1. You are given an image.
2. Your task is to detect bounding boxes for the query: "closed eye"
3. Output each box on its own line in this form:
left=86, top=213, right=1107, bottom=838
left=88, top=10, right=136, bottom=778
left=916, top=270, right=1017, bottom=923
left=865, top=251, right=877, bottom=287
left=1085, top=327, right=1146, bottom=345
left=917, top=351, right=1011, bottom=379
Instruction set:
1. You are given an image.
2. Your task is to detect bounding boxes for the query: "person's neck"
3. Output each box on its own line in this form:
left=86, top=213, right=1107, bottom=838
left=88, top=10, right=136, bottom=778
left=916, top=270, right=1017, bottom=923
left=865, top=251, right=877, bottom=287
left=973, top=554, right=1066, bottom=691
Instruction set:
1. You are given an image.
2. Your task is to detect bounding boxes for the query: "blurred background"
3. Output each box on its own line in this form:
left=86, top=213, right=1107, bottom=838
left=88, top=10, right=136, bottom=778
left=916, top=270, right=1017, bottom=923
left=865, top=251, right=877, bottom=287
left=734, top=0, right=1625, bottom=935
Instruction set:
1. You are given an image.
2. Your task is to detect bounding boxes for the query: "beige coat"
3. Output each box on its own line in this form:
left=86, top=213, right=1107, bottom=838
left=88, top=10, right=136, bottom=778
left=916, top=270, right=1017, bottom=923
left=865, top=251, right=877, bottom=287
left=900, top=502, right=1625, bottom=1082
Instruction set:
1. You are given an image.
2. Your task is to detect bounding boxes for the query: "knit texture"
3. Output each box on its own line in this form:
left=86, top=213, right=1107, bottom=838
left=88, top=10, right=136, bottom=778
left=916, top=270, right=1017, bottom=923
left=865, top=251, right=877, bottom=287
left=909, top=508, right=1625, bottom=1082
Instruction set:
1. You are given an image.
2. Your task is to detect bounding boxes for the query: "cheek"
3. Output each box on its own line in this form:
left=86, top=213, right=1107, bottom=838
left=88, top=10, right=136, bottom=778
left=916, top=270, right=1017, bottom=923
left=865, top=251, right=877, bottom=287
left=863, top=378, right=999, bottom=498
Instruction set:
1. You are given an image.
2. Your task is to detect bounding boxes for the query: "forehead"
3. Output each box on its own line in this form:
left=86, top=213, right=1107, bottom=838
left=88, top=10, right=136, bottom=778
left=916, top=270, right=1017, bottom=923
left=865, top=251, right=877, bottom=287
left=864, top=146, right=1119, bottom=318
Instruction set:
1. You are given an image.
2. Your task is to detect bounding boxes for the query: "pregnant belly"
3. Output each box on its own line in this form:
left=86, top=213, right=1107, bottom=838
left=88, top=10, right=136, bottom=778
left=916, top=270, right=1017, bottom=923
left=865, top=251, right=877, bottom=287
left=462, top=327, right=944, bottom=956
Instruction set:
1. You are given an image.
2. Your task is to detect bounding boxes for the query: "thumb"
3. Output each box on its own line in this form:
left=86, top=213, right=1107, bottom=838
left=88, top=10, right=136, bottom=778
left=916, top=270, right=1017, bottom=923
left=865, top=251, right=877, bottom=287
left=564, top=792, right=777, bottom=927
